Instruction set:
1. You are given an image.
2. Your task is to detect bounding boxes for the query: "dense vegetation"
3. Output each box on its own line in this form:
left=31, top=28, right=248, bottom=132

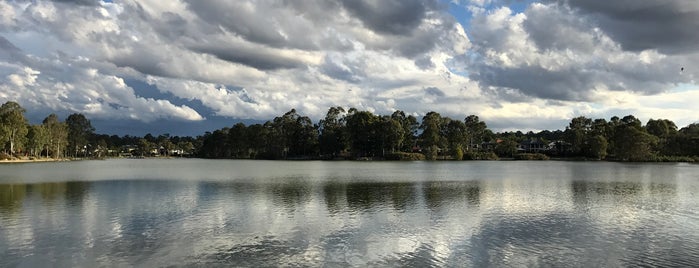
left=1, top=101, right=698, bottom=161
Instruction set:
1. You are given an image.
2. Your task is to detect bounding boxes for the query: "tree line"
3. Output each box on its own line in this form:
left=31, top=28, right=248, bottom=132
left=196, top=107, right=699, bottom=161
left=1, top=101, right=698, bottom=161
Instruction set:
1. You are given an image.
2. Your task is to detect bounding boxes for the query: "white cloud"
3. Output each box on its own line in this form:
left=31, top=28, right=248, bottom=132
left=0, top=0, right=697, bottom=134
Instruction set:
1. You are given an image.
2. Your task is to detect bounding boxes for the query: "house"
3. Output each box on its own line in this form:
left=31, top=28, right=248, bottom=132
left=519, top=139, right=548, bottom=153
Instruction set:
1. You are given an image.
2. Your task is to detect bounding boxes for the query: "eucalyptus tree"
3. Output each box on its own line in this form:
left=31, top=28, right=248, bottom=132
left=42, top=114, right=68, bottom=158
left=0, top=101, right=29, bottom=154
left=378, top=115, right=404, bottom=155
left=464, top=115, right=487, bottom=151
left=445, top=119, right=466, bottom=159
left=420, top=111, right=446, bottom=160
left=26, top=124, right=49, bottom=157
left=228, top=123, right=249, bottom=158
left=565, top=116, right=592, bottom=155
left=319, top=107, right=348, bottom=157
left=390, top=110, right=418, bottom=152
left=611, top=115, right=657, bottom=161
left=345, top=108, right=380, bottom=157
left=66, top=113, right=95, bottom=157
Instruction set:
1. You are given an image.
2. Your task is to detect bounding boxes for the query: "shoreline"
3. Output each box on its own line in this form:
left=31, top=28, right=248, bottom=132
left=0, top=158, right=72, bottom=164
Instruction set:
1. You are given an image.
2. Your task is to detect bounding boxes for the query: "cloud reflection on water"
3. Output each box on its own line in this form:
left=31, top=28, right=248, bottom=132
left=0, top=161, right=698, bottom=266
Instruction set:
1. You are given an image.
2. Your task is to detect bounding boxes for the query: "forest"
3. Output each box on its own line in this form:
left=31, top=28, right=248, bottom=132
left=1, top=101, right=699, bottom=162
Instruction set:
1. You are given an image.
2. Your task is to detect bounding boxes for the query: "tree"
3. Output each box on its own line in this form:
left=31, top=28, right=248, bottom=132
left=138, top=138, right=153, bottom=157
left=585, top=135, right=608, bottom=160
left=66, top=113, right=95, bottom=157
left=378, top=116, right=404, bottom=155
left=494, top=139, right=518, bottom=157
left=446, top=119, right=466, bottom=158
left=420, top=112, right=445, bottom=160
left=94, top=139, right=108, bottom=158
left=228, top=123, right=249, bottom=158
left=42, top=114, right=68, bottom=159
left=612, top=120, right=657, bottom=161
left=0, top=101, right=29, bottom=154
left=319, top=107, right=348, bottom=157
left=27, top=124, right=49, bottom=157
left=345, top=108, right=380, bottom=157
left=391, top=110, right=418, bottom=152
left=646, top=119, right=677, bottom=139
left=464, top=115, right=487, bottom=151
left=565, top=116, right=592, bottom=155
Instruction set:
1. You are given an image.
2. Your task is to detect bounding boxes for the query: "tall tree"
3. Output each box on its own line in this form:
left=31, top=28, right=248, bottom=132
left=26, top=124, right=49, bottom=157
left=612, top=116, right=657, bottom=161
left=42, top=114, right=68, bottom=159
left=378, top=116, right=404, bottom=155
left=0, top=101, right=29, bottom=154
left=565, top=116, right=592, bottom=155
left=66, top=113, right=95, bottom=157
left=228, top=123, right=250, bottom=158
left=420, top=111, right=445, bottom=160
left=446, top=119, right=466, bottom=159
left=464, top=115, right=487, bottom=151
left=345, top=108, right=380, bottom=157
left=391, top=110, right=418, bottom=152
left=319, top=107, right=348, bottom=157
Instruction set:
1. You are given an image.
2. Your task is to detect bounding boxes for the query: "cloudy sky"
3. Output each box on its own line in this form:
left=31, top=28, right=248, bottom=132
left=1, top=0, right=697, bottom=136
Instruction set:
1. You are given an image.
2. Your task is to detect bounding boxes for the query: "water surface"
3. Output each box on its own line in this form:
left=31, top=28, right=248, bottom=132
left=1, top=159, right=698, bottom=267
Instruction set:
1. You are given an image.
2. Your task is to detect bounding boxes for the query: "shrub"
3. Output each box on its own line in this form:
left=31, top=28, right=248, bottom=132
left=650, top=155, right=696, bottom=162
left=514, top=153, right=550, bottom=160
left=452, top=147, right=464, bottom=161
left=0, top=152, right=12, bottom=160
left=463, top=151, right=499, bottom=160
left=385, top=152, right=426, bottom=161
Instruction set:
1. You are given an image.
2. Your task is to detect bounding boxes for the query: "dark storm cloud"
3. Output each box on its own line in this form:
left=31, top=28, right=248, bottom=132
left=473, top=65, right=593, bottom=101
left=425, top=87, right=445, bottom=97
left=339, top=0, right=438, bottom=35
left=191, top=45, right=307, bottom=71
left=183, top=0, right=322, bottom=50
left=467, top=3, right=697, bottom=103
left=50, top=0, right=98, bottom=6
left=548, top=0, right=699, bottom=54
left=320, top=57, right=365, bottom=83
left=0, top=36, right=27, bottom=63
left=523, top=4, right=596, bottom=52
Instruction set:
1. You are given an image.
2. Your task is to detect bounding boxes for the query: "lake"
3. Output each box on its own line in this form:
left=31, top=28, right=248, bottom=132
left=1, top=159, right=698, bottom=267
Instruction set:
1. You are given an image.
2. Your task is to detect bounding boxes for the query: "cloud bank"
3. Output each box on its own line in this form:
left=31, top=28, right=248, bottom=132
left=0, top=0, right=696, bottom=134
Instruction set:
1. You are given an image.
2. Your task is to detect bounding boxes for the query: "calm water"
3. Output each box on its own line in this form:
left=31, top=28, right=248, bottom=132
left=1, top=159, right=698, bottom=267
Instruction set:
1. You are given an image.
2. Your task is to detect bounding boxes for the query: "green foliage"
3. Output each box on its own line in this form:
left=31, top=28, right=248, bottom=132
left=345, top=109, right=381, bottom=157
left=319, top=107, right=348, bottom=157
left=612, top=124, right=658, bottom=161
left=565, top=116, right=592, bottom=155
left=514, top=153, right=550, bottom=160
left=464, top=115, right=487, bottom=150
left=585, top=135, right=608, bottom=160
left=66, top=113, right=95, bottom=157
left=494, top=139, right=518, bottom=157
left=423, top=145, right=439, bottom=160
left=385, top=152, right=426, bottom=161
left=452, top=147, right=464, bottom=160
left=0, top=101, right=29, bottom=154
left=4, top=100, right=699, bottom=163
left=650, top=155, right=696, bottom=162
left=42, top=114, right=68, bottom=159
left=463, top=151, right=499, bottom=160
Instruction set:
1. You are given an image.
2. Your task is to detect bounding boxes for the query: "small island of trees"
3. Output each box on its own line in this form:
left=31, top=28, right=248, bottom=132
left=1, top=101, right=698, bottom=162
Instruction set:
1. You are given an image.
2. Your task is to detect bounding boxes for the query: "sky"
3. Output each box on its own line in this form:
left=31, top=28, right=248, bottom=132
left=0, top=0, right=697, bottom=136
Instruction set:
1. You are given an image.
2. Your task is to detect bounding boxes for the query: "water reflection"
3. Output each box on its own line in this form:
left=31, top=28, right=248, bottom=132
left=0, top=184, right=27, bottom=213
left=423, top=181, right=481, bottom=210
left=1, top=160, right=698, bottom=267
